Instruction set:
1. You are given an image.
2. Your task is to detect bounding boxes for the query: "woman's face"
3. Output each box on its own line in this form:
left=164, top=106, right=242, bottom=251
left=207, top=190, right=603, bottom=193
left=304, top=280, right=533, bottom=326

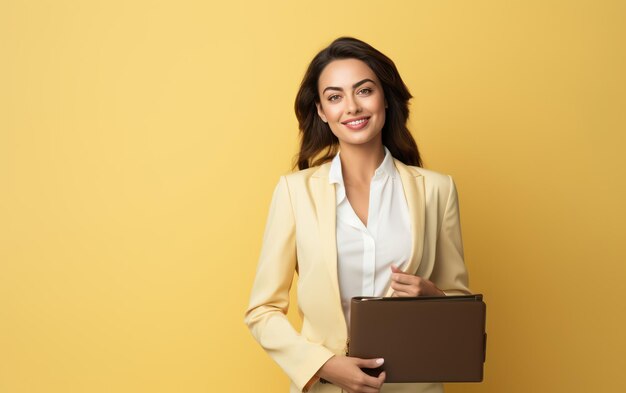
left=315, top=58, right=387, bottom=149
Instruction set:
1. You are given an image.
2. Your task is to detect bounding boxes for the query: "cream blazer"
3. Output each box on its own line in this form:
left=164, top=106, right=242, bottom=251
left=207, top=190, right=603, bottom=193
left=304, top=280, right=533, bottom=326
left=244, top=158, right=471, bottom=393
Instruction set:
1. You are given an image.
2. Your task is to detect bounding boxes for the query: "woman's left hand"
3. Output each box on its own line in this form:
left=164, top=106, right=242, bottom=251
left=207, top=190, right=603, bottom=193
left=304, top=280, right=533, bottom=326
left=389, top=264, right=445, bottom=297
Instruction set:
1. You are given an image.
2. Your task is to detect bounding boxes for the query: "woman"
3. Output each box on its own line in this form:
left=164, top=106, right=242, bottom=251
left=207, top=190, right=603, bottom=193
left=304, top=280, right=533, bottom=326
left=244, top=37, right=471, bottom=393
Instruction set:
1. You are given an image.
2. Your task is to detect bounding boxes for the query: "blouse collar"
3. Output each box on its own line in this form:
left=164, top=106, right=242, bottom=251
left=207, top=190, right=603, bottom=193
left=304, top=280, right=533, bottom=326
left=329, top=146, right=397, bottom=205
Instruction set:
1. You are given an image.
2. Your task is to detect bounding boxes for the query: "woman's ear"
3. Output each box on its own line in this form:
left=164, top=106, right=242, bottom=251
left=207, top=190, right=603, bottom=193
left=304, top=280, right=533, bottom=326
left=315, top=102, right=328, bottom=123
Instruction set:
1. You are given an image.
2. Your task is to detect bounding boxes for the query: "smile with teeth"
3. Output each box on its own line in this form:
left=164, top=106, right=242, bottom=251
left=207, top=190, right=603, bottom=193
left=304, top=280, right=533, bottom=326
left=342, top=116, right=371, bottom=127
left=346, top=119, right=367, bottom=125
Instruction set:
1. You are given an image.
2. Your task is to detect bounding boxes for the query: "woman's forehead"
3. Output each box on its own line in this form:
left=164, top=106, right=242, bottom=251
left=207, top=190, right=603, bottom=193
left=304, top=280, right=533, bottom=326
left=318, top=59, right=379, bottom=88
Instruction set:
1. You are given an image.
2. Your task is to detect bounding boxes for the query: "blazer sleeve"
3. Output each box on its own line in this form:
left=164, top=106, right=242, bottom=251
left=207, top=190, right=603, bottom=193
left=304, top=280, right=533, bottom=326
left=244, top=176, right=335, bottom=392
left=431, top=175, right=472, bottom=296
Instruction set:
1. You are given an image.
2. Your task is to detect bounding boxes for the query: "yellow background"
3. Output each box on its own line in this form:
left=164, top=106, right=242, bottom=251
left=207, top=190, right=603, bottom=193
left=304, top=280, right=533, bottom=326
left=1, top=1, right=625, bottom=392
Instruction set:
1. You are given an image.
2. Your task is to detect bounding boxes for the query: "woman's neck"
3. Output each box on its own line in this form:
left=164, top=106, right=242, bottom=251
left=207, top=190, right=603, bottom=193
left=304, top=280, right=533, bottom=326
left=338, top=140, right=385, bottom=185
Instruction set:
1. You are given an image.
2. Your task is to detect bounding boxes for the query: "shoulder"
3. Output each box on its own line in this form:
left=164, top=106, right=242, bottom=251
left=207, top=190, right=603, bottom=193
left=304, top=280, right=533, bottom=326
left=396, top=162, right=461, bottom=217
left=409, top=165, right=451, bottom=182
left=265, top=163, right=331, bottom=205
left=280, top=162, right=332, bottom=188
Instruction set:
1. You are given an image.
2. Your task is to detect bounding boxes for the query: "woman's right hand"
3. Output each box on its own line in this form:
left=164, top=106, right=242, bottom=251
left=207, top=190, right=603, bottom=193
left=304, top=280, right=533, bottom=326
left=317, top=355, right=386, bottom=393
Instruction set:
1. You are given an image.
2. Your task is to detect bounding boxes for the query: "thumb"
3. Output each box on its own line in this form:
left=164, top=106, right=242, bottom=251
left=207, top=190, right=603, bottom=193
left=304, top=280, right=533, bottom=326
left=390, top=264, right=401, bottom=273
left=355, top=357, right=385, bottom=368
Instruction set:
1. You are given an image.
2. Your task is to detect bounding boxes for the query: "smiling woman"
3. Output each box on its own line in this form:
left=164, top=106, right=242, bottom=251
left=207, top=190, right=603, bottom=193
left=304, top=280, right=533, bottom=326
left=244, top=37, right=472, bottom=393
left=315, top=60, right=387, bottom=149
left=294, top=37, right=421, bottom=171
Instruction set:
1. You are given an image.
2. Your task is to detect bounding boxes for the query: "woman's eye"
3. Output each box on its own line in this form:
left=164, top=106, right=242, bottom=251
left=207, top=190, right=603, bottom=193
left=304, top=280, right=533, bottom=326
left=328, top=95, right=340, bottom=102
left=358, top=88, right=372, bottom=95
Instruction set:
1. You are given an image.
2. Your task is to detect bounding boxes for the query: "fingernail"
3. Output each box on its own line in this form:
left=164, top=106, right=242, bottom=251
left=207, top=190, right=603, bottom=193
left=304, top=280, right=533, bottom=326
left=376, top=358, right=384, bottom=365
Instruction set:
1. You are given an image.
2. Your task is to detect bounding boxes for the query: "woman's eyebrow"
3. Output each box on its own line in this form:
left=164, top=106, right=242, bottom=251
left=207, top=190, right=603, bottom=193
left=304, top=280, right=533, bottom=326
left=322, top=78, right=376, bottom=94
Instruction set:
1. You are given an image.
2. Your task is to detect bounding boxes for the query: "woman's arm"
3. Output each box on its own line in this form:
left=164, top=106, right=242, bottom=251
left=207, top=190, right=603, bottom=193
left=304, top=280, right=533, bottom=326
left=431, top=175, right=471, bottom=295
left=244, top=176, right=335, bottom=392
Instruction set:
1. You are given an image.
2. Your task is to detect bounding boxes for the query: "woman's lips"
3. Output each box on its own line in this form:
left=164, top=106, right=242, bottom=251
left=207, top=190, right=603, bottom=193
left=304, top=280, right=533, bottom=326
left=342, top=117, right=370, bottom=130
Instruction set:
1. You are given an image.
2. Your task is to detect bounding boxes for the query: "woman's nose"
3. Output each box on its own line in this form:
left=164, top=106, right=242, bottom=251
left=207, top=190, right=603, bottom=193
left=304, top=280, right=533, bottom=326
left=345, top=95, right=361, bottom=114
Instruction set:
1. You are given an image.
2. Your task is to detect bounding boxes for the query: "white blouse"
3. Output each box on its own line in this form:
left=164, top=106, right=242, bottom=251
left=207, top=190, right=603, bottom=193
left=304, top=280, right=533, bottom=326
left=329, top=146, right=412, bottom=327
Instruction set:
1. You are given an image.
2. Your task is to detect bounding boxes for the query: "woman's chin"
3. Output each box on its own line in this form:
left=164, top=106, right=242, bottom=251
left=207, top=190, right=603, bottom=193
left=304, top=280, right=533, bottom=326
left=337, top=133, right=382, bottom=148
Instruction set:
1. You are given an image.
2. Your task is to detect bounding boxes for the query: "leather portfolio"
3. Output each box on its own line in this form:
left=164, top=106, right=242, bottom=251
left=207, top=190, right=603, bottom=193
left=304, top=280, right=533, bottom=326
left=348, top=294, right=486, bottom=383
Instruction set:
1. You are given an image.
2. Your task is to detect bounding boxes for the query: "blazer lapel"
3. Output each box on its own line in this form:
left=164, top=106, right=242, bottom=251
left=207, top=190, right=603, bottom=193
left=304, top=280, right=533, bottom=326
left=310, top=163, right=343, bottom=306
left=383, top=159, right=426, bottom=297
left=311, top=159, right=426, bottom=300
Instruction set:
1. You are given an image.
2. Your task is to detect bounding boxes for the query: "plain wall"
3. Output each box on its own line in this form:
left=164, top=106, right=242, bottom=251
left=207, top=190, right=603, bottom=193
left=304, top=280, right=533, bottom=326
left=1, top=1, right=625, bottom=392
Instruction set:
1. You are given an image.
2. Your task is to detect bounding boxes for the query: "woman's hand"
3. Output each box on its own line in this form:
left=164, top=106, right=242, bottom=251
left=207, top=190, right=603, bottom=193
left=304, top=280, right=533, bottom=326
left=390, top=264, right=445, bottom=297
left=317, top=355, right=386, bottom=393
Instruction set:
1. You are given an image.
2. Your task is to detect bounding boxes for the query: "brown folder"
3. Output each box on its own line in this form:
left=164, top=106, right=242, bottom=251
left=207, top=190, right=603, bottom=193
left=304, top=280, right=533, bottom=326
left=348, top=294, right=486, bottom=383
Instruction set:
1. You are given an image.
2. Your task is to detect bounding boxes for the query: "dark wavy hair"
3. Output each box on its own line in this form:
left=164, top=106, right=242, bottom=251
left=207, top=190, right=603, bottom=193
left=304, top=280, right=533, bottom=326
left=294, top=36, right=422, bottom=170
